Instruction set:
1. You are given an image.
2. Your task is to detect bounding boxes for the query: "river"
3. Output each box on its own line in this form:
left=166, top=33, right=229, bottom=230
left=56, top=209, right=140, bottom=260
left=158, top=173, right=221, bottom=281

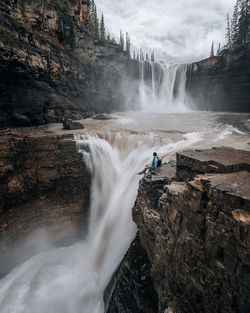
left=0, top=110, right=249, bottom=313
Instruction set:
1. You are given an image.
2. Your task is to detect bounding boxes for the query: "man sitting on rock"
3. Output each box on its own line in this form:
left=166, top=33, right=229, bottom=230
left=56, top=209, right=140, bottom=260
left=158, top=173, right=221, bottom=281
left=137, top=152, right=160, bottom=175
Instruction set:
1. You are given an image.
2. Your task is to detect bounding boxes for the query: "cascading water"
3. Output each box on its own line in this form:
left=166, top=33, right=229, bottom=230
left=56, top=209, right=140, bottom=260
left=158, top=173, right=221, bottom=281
left=0, top=131, right=203, bottom=313
left=139, top=61, right=189, bottom=112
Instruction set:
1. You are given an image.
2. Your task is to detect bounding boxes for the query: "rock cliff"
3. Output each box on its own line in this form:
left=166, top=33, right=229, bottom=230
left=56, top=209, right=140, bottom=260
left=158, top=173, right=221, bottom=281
left=0, top=0, right=133, bottom=127
left=188, top=45, right=250, bottom=112
left=105, top=147, right=250, bottom=313
left=0, top=131, right=90, bottom=245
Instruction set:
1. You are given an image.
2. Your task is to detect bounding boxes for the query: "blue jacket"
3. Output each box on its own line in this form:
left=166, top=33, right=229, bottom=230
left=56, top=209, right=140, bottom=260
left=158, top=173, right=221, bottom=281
left=151, top=156, right=158, bottom=170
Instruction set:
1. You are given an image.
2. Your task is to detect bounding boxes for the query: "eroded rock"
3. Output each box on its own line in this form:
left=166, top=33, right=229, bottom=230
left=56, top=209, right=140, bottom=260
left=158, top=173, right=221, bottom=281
left=0, top=133, right=90, bottom=244
left=105, top=147, right=250, bottom=313
left=63, top=118, right=84, bottom=130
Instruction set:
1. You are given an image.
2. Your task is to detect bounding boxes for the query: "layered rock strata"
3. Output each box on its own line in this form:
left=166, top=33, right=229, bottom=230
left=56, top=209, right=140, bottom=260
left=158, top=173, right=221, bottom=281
left=188, top=44, right=250, bottom=112
left=0, top=131, right=90, bottom=244
left=0, top=0, right=133, bottom=127
left=105, top=147, right=250, bottom=313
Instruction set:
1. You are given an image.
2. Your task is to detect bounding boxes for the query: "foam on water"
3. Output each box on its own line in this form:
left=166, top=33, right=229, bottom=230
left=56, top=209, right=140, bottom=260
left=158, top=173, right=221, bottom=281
left=0, top=131, right=203, bottom=313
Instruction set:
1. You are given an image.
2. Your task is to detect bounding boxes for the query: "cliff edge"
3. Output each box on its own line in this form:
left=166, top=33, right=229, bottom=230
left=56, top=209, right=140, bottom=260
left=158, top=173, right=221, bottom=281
left=105, top=147, right=250, bottom=313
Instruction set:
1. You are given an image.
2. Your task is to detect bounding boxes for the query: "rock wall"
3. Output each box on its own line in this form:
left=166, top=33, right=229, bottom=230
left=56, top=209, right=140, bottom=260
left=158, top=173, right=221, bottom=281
left=0, top=131, right=90, bottom=244
left=188, top=45, right=250, bottom=112
left=105, top=147, right=250, bottom=313
left=0, top=0, right=133, bottom=127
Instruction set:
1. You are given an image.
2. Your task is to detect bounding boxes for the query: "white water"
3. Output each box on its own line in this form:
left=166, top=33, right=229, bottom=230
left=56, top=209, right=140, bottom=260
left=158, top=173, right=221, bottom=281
left=0, top=131, right=204, bottom=313
left=139, top=61, right=189, bottom=112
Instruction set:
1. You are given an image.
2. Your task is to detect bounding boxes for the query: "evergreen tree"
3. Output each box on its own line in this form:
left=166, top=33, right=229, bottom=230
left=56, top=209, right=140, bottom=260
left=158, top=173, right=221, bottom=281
left=107, top=33, right=111, bottom=42
left=151, top=51, right=155, bottom=62
left=100, top=14, right=106, bottom=41
left=126, top=32, right=131, bottom=54
left=237, top=0, right=250, bottom=46
left=136, top=52, right=139, bottom=61
left=93, top=4, right=99, bottom=39
left=133, top=50, right=136, bottom=60
left=217, top=42, right=221, bottom=55
left=226, top=13, right=232, bottom=49
left=140, top=48, right=144, bottom=61
left=210, top=41, right=214, bottom=57
left=231, top=1, right=240, bottom=47
left=120, top=30, right=124, bottom=49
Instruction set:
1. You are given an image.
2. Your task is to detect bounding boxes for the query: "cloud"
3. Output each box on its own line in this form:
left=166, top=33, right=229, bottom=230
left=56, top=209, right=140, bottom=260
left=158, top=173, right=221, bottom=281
left=95, top=0, right=236, bottom=63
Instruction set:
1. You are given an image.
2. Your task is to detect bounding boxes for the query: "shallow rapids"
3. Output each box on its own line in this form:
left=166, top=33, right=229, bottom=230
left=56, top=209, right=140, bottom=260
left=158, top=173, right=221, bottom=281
left=0, top=112, right=249, bottom=313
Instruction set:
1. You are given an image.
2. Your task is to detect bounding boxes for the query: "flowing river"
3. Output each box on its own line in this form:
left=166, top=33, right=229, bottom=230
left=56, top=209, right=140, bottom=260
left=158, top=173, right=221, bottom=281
left=0, top=111, right=249, bottom=313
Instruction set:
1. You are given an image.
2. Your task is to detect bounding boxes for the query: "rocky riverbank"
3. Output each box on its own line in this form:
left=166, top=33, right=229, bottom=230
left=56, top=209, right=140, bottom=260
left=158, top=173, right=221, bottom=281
left=105, top=147, right=250, bottom=313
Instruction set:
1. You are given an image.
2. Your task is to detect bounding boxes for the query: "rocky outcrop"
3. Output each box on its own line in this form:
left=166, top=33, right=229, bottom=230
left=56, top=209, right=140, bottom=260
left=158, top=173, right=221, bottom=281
left=104, top=234, right=158, bottom=313
left=188, top=44, right=250, bottom=112
left=105, top=147, right=250, bottom=313
left=0, top=0, right=133, bottom=127
left=0, top=131, right=90, bottom=244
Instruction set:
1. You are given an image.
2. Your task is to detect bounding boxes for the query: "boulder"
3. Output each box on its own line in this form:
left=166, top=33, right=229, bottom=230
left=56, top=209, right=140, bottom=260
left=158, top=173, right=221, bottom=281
left=63, top=118, right=84, bottom=130
left=93, top=114, right=114, bottom=120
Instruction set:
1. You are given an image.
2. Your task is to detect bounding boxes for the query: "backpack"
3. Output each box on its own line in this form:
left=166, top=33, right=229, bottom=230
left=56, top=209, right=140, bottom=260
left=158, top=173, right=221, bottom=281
left=157, top=157, right=162, bottom=167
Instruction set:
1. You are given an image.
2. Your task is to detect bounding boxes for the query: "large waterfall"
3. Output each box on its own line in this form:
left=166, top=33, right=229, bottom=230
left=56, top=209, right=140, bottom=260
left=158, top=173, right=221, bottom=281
left=0, top=131, right=203, bottom=313
left=138, top=61, right=189, bottom=112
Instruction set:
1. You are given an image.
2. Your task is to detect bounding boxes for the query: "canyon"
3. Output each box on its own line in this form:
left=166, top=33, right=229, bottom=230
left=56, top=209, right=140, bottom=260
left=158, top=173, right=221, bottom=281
left=0, top=1, right=250, bottom=313
left=0, top=2, right=250, bottom=129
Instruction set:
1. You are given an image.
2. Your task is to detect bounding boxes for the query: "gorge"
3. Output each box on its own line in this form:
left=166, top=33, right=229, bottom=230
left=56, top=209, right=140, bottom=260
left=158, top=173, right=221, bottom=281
left=0, top=1, right=250, bottom=313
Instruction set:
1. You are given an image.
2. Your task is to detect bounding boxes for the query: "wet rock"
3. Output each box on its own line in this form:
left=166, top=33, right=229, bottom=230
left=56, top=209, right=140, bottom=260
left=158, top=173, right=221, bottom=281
left=63, top=118, right=84, bottom=130
left=105, top=147, right=250, bottom=313
left=93, top=114, right=115, bottom=120
left=188, top=44, right=250, bottom=112
left=104, top=234, right=158, bottom=313
left=177, top=146, right=250, bottom=181
left=0, top=134, right=90, bottom=244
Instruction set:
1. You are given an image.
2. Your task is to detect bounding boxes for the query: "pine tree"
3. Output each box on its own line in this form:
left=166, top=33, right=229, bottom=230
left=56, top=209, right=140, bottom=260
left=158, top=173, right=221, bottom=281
left=231, top=1, right=240, bottom=48
left=237, top=0, right=250, bottom=46
left=140, top=48, right=144, bottom=61
left=120, top=30, right=124, bottom=49
left=107, top=33, right=111, bottom=43
left=217, top=42, right=221, bottom=55
left=126, top=32, right=131, bottom=55
left=136, top=52, right=139, bottom=61
left=226, top=13, right=232, bottom=49
left=100, top=14, right=106, bottom=41
left=210, top=41, right=214, bottom=57
left=151, top=51, right=155, bottom=62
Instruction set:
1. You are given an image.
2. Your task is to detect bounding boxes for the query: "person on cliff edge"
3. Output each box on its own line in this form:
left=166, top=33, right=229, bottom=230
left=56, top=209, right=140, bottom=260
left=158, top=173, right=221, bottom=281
left=137, top=152, right=160, bottom=175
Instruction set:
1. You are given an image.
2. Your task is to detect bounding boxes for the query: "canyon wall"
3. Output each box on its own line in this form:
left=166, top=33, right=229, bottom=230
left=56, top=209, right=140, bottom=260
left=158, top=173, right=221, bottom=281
left=188, top=44, right=250, bottom=112
left=0, top=131, right=90, bottom=246
left=105, top=147, right=250, bottom=313
left=0, top=0, right=133, bottom=127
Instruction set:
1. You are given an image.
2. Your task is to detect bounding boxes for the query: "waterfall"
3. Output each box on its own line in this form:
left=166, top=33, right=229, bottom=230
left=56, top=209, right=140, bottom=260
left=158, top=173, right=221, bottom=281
left=0, top=131, right=202, bottom=313
left=138, top=61, right=189, bottom=112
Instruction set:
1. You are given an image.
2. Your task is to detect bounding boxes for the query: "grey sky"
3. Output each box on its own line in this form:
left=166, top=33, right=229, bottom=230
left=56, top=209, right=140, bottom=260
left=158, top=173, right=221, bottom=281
left=95, top=0, right=236, bottom=63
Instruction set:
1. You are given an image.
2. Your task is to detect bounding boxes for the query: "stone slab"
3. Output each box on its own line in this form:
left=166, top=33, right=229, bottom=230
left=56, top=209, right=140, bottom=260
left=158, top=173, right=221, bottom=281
left=177, top=147, right=250, bottom=180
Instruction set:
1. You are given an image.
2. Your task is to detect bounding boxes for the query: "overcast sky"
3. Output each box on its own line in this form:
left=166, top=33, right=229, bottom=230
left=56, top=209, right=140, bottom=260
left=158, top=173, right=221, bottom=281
left=95, top=0, right=236, bottom=63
